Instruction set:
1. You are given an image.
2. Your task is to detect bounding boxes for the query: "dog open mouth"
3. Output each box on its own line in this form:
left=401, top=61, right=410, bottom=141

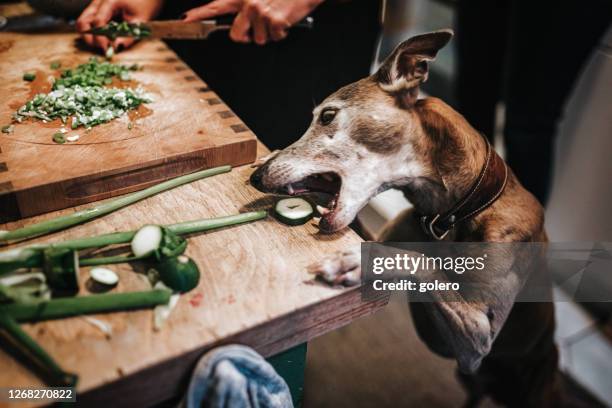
left=281, top=172, right=342, bottom=224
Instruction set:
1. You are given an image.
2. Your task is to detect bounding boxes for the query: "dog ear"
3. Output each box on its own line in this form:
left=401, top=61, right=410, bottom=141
left=375, top=29, right=453, bottom=106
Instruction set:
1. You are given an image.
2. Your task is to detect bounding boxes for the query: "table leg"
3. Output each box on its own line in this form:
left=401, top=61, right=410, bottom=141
left=267, top=343, right=307, bottom=407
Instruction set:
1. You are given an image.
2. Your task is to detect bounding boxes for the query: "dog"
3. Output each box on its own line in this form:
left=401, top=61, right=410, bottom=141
left=250, top=30, right=560, bottom=407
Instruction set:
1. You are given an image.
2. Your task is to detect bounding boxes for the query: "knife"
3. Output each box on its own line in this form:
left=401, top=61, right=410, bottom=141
left=87, top=16, right=314, bottom=40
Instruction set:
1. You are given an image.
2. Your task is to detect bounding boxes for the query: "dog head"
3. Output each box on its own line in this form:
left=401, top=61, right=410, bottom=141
left=250, top=30, right=454, bottom=233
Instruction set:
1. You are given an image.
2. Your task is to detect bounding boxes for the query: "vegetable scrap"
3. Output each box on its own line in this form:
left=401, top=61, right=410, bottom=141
left=105, top=45, right=115, bottom=60
left=153, top=281, right=180, bottom=330
left=52, top=132, right=66, bottom=144
left=89, top=267, right=119, bottom=287
left=22, top=72, right=36, bottom=81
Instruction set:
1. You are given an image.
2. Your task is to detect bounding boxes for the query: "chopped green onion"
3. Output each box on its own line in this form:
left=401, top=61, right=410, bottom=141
left=23, top=72, right=36, bottom=81
left=0, top=272, right=49, bottom=304
left=14, top=58, right=147, bottom=132
left=153, top=282, right=180, bottom=330
left=131, top=225, right=163, bottom=258
left=1, top=124, right=14, bottom=134
left=90, top=21, right=152, bottom=40
left=0, top=166, right=232, bottom=244
left=52, top=132, right=66, bottom=144
left=105, top=46, right=115, bottom=60
left=89, top=267, right=118, bottom=286
left=50, top=61, right=61, bottom=70
left=53, top=57, right=138, bottom=89
left=16, top=85, right=151, bottom=130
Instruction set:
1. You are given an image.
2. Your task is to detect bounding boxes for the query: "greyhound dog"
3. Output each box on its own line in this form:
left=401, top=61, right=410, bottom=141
left=250, top=30, right=559, bottom=407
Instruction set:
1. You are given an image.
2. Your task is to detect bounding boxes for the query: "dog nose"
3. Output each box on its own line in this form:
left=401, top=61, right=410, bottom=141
left=249, top=168, right=263, bottom=188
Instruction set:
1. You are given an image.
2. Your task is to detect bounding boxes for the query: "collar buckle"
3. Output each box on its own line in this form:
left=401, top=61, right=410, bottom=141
left=421, top=214, right=451, bottom=241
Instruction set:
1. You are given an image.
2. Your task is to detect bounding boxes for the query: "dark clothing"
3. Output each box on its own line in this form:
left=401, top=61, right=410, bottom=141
left=163, top=1, right=381, bottom=151
left=456, top=0, right=612, bottom=204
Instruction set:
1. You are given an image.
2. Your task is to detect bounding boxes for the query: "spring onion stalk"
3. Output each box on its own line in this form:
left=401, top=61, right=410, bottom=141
left=0, top=166, right=232, bottom=244
left=0, top=289, right=171, bottom=322
left=30, top=211, right=268, bottom=251
left=79, top=254, right=146, bottom=266
left=43, top=248, right=79, bottom=295
left=0, top=211, right=266, bottom=276
left=80, top=225, right=187, bottom=266
left=166, top=211, right=268, bottom=235
left=0, top=247, right=43, bottom=274
left=0, top=314, right=78, bottom=386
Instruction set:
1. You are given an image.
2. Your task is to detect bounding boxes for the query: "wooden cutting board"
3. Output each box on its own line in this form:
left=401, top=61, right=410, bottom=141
left=0, top=33, right=257, bottom=222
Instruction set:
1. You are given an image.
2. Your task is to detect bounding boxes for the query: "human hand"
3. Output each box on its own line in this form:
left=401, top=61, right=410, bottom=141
left=183, top=0, right=323, bottom=45
left=76, top=0, right=164, bottom=52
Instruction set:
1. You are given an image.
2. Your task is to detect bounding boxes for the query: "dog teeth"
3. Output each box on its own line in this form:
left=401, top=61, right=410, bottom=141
left=287, top=184, right=295, bottom=195
left=316, top=205, right=330, bottom=215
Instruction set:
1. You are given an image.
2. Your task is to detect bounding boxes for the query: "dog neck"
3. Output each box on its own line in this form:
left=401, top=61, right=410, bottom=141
left=400, top=99, right=502, bottom=228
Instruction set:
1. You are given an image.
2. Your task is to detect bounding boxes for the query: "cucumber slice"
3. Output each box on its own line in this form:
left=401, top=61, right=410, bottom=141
left=274, top=198, right=314, bottom=226
left=89, top=267, right=119, bottom=287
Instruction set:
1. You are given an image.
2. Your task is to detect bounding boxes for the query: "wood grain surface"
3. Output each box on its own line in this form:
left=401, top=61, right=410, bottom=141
left=0, top=30, right=257, bottom=221
left=0, top=160, right=389, bottom=407
left=0, top=9, right=389, bottom=403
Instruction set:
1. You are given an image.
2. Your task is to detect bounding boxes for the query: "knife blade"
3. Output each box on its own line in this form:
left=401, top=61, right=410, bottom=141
left=87, top=16, right=314, bottom=40
left=146, top=20, right=227, bottom=40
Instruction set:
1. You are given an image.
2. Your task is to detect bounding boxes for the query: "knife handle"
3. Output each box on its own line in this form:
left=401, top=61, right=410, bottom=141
left=212, top=15, right=314, bottom=30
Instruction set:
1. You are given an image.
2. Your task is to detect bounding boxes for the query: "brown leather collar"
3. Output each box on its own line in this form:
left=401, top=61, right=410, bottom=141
left=420, top=136, right=508, bottom=240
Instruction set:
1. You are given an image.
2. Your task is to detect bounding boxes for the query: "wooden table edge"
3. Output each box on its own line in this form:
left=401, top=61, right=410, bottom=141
left=77, top=287, right=389, bottom=407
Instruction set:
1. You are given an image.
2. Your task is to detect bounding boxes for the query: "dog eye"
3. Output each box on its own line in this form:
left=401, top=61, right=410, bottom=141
left=319, top=108, right=337, bottom=125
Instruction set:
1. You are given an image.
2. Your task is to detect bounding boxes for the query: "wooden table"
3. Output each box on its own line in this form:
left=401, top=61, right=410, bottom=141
left=0, top=5, right=388, bottom=407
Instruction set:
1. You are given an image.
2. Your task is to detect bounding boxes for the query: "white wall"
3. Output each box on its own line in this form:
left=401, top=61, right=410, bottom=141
left=545, top=26, right=612, bottom=242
